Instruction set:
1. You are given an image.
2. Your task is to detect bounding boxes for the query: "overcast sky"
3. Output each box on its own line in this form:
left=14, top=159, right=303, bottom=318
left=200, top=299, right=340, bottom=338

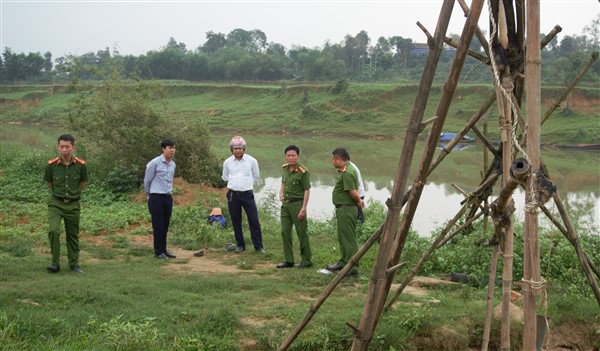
left=1, top=0, right=598, bottom=57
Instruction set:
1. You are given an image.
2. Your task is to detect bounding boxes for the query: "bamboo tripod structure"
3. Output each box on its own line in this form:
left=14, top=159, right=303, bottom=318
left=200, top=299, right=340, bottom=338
left=278, top=1, right=600, bottom=350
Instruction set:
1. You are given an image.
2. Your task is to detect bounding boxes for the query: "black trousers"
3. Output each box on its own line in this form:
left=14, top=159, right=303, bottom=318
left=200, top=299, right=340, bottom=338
left=148, top=194, right=173, bottom=255
left=227, top=190, right=263, bottom=250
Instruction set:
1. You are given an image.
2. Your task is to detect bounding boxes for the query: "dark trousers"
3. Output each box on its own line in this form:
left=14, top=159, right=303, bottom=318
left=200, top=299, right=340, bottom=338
left=227, top=190, right=263, bottom=250
left=357, top=196, right=365, bottom=224
left=148, top=194, right=173, bottom=256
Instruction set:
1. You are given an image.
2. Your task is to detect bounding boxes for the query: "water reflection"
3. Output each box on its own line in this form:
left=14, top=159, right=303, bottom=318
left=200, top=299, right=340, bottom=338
left=248, top=136, right=599, bottom=237
left=255, top=176, right=599, bottom=236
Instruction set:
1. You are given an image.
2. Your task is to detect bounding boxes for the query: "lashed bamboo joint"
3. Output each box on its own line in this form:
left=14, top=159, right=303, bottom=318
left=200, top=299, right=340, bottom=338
left=489, top=158, right=531, bottom=246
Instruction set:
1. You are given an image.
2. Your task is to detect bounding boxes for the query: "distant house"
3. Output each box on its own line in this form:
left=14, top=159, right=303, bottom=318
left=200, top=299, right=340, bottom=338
left=411, top=43, right=457, bottom=56
left=411, top=43, right=430, bottom=55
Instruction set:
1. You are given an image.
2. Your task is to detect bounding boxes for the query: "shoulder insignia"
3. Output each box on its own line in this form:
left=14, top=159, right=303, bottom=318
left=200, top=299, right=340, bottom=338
left=339, top=166, right=347, bottom=173
left=298, top=166, right=306, bottom=173
left=281, top=163, right=289, bottom=168
left=74, top=157, right=86, bottom=165
left=47, top=157, right=59, bottom=165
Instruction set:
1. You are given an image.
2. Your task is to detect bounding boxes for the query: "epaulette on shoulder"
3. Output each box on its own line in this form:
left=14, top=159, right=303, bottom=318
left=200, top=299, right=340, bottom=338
left=74, top=157, right=86, bottom=165
left=281, top=163, right=289, bottom=168
left=48, top=157, right=59, bottom=165
left=298, top=166, right=306, bottom=173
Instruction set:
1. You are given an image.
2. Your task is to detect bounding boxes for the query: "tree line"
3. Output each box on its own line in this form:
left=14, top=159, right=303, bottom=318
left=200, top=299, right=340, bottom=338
left=1, top=21, right=599, bottom=85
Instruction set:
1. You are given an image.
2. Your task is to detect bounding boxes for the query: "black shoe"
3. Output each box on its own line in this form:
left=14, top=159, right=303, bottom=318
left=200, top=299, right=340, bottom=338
left=344, top=270, right=359, bottom=277
left=296, top=262, right=313, bottom=268
left=193, top=250, right=205, bottom=257
left=276, top=262, right=294, bottom=268
left=165, top=252, right=177, bottom=259
left=326, top=263, right=344, bottom=271
left=47, top=265, right=60, bottom=273
left=71, top=266, right=84, bottom=273
left=234, top=246, right=245, bottom=254
left=156, top=253, right=169, bottom=259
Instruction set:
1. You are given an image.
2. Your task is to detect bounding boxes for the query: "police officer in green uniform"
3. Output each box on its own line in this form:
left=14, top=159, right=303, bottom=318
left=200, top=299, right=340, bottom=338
left=326, top=148, right=364, bottom=277
left=276, top=145, right=312, bottom=269
left=44, top=134, right=88, bottom=273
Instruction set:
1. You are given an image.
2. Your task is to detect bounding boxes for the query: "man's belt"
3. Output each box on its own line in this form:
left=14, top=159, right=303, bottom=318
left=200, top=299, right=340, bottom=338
left=229, top=190, right=253, bottom=195
left=283, top=198, right=303, bottom=204
left=53, top=195, right=80, bottom=203
left=335, top=204, right=356, bottom=209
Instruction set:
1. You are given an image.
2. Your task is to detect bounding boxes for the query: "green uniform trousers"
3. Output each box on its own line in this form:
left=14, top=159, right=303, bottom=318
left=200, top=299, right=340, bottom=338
left=335, top=205, right=359, bottom=267
left=48, top=197, right=81, bottom=268
left=280, top=201, right=312, bottom=264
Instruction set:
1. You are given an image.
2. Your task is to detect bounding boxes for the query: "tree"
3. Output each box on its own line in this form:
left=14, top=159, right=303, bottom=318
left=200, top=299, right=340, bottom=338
left=43, top=51, right=53, bottom=72
left=389, top=36, right=414, bottom=70
left=200, top=31, right=227, bottom=54
left=65, top=56, right=220, bottom=186
left=583, top=13, right=599, bottom=50
left=165, top=37, right=187, bottom=53
left=225, top=28, right=267, bottom=53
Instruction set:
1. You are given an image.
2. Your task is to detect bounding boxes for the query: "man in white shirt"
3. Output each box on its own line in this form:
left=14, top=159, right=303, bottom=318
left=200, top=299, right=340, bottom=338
left=222, top=136, right=265, bottom=254
left=348, top=159, right=366, bottom=224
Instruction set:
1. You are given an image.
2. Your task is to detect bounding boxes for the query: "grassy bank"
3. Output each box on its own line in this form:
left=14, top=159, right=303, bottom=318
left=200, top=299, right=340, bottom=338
left=1, top=142, right=599, bottom=350
left=1, top=82, right=599, bottom=144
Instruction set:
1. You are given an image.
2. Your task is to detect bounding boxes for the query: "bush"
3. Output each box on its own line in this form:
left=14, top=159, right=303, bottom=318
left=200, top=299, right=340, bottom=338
left=169, top=119, right=223, bottom=187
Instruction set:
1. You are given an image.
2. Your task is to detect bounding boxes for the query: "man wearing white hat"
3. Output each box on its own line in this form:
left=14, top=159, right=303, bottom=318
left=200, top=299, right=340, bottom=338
left=221, top=136, right=265, bottom=254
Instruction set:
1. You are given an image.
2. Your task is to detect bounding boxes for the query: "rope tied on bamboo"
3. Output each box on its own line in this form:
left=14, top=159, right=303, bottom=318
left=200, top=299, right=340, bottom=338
left=522, top=276, right=548, bottom=308
left=525, top=166, right=557, bottom=214
left=524, top=171, right=539, bottom=214
left=487, top=1, right=531, bottom=164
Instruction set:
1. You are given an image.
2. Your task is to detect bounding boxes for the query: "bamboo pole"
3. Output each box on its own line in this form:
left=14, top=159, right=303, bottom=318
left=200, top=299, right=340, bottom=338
left=277, top=225, right=383, bottom=351
left=496, top=71, right=515, bottom=351
left=351, top=3, right=486, bottom=350
left=481, top=246, right=501, bottom=351
left=495, top=158, right=531, bottom=213
left=457, top=0, right=491, bottom=58
left=482, top=120, right=490, bottom=233
left=524, top=2, right=542, bottom=349
left=357, top=3, right=485, bottom=350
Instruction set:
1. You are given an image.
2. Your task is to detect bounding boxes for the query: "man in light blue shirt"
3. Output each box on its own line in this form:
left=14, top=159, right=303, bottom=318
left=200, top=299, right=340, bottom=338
left=222, top=136, right=264, bottom=254
left=144, top=139, right=177, bottom=259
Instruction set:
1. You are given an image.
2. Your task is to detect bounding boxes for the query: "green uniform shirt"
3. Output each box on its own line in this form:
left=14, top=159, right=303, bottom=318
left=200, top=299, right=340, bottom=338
left=44, top=157, right=88, bottom=198
left=332, top=164, right=358, bottom=205
left=281, top=162, right=310, bottom=199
